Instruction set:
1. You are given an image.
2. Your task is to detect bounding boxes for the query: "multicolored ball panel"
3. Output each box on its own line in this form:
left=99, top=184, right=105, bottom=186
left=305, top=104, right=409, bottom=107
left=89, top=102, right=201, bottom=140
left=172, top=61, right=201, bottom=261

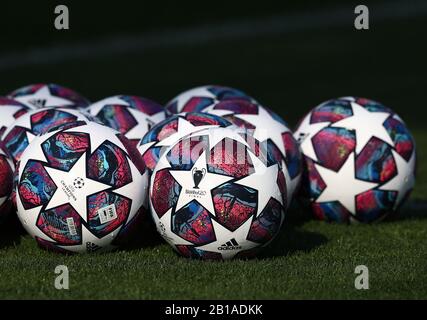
left=87, top=141, right=132, bottom=188
left=172, top=202, right=215, bottom=245
left=42, top=132, right=89, bottom=171
left=312, top=127, right=356, bottom=171
left=212, top=183, right=257, bottom=231
left=19, top=160, right=57, bottom=210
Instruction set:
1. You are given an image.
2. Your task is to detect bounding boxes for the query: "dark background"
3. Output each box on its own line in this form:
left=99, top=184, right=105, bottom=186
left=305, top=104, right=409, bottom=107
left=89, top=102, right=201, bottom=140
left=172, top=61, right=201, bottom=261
left=0, top=0, right=426, bottom=129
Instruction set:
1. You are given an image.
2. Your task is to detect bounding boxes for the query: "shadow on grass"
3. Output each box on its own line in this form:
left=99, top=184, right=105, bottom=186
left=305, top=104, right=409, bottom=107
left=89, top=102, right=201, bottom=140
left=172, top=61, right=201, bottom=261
left=118, top=217, right=165, bottom=252
left=0, top=207, right=25, bottom=249
left=385, top=199, right=427, bottom=222
left=260, top=222, right=328, bottom=259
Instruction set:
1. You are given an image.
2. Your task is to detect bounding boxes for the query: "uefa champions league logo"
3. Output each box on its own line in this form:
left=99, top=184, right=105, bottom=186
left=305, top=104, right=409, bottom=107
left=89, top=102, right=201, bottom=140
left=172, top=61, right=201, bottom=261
left=192, top=167, right=206, bottom=189
left=73, top=177, right=85, bottom=189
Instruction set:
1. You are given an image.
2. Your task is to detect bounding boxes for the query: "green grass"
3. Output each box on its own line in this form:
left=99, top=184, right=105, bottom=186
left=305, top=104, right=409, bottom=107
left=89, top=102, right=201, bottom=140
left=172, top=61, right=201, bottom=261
left=0, top=13, right=426, bottom=299
left=0, top=129, right=425, bottom=299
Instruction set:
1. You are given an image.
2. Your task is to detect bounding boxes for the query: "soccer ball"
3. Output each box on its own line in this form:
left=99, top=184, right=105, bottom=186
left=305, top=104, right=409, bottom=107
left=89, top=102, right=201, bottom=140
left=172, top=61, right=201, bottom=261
left=87, top=95, right=166, bottom=148
left=1, top=107, right=92, bottom=164
left=0, top=149, right=14, bottom=222
left=149, top=127, right=287, bottom=260
left=8, top=83, right=90, bottom=110
left=15, top=121, right=149, bottom=253
left=294, top=97, right=416, bottom=223
left=0, top=97, right=31, bottom=137
left=165, top=85, right=256, bottom=114
left=138, top=112, right=233, bottom=173
left=200, top=99, right=302, bottom=208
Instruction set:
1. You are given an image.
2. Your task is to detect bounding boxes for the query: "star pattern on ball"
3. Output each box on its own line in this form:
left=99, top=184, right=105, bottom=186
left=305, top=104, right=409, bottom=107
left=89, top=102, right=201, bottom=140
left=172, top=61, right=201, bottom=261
left=281, top=159, right=300, bottom=209
left=331, top=102, right=394, bottom=153
left=1, top=110, right=34, bottom=139
left=17, top=130, right=59, bottom=180
left=234, top=107, right=291, bottom=157
left=58, top=224, right=115, bottom=253
left=13, top=85, right=74, bottom=109
left=155, top=117, right=218, bottom=148
left=172, top=87, right=217, bottom=113
left=113, top=159, right=149, bottom=222
left=169, top=151, right=233, bottom=214
left=1, top=105, right=26, bottom=128
left=125, top=108, right=165, bottom=140
left=2, top=107, right=89, bottom=140
left=315, top=153, right=378, bottom=214
left=64, top=121, right=126, bottom=154
left=152, top=208, right=193, bottom=247
left=44, top=154, right=111, bottom=220
left=88, top=96, right=129, bottom=115
left=380, top=150, right=416, bottom=209
left=294, top=115, right=330, bottom=162
left=235, top=151, right=283, bottom=217
left=137, top=141, right=156, bottom=157
left=196, top=218, right=258, bottom=260
left=203, top=105, right=235, bottom=117
left=194, top=127, right=249, bottom=151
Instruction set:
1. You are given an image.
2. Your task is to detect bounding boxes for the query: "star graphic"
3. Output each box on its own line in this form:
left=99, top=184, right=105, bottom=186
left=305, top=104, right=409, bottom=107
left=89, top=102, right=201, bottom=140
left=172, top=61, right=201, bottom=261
left=196, top=218, right=258, bottom=260
left=88, top=96, right=130, bottom=115
left=190, top=126, right=249, bottom=151
left=156, top=117, right=218, bottom=148
left=2, top=107, right=90, bottom=140
left=151, top=152, right=172, bottom=172
left=113, top=159, right=149, bottom=223
left=235, top=151, right=283, bottom=217
left=151, top=208, right=193, bottom=247
left=1, top=105, right=27, bottom=129
left=171, top=86, right=217, bottom=113
left=294, top=114, right=330, bottom=162
left=203, top=105, right=235, bottom=117
left=57, top=224, right=116, bottom=253
left=380, top=150, right=416, bottom=209
left=331, top=102, right=394, bottom=154
left=315, top=154, right=378, bottom=214
left=137, top=141, right=156, bottom=158
left=1, top=109, right=34, bottom=139
left=17, top=130, right=60, bottom=180
left=64, top=121, right=125, bottom=154
left=281, top=159, right=301, bottom=209
left=125, top=108, right=164, bottom=140
left=233, top=107, right=291, bottom=157
left=169, top=151, right=233, bottom=214
left=13, top=85, right=74, bottom=109
left=44, top=154, right=111, bottom=220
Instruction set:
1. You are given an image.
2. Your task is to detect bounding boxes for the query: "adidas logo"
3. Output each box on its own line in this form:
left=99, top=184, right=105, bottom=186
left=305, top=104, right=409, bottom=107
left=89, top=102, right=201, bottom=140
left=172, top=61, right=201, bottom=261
left=218, top=238, right=242, bottom=251
left=86, top=242, right=101, bottom=252
left=28, top=98, right=47, bottom=108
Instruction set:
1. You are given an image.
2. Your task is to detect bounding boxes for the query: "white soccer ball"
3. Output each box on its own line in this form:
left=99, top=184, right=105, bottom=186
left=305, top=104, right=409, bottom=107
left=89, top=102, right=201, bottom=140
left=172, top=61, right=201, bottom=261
left=294, top=97, right=416, bottom=223
left=149, top=126, right=288, bottom=260
left=15, top=121, right=149, bottom=253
